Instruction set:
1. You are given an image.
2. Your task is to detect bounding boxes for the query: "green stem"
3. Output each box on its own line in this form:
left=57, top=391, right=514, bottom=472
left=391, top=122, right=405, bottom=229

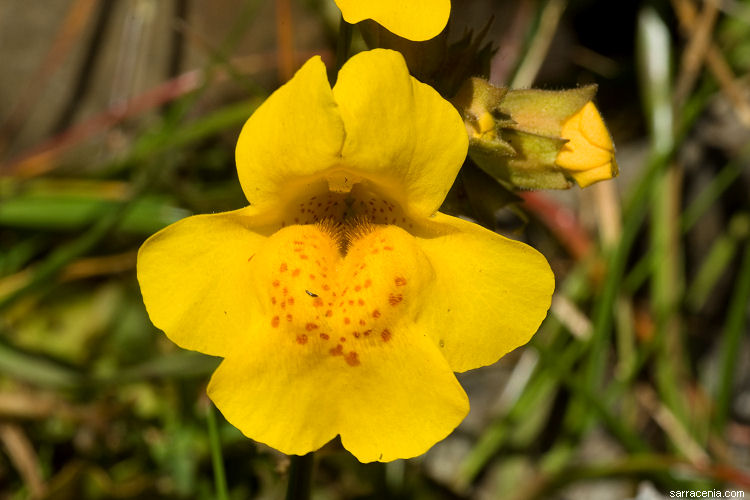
left=715, top=238, right=750, bottom=430
left=207, top=403, right=229, bottom=500
left=335, top=16, right=353, bottom=77
left=285, top=453, right=314, bottom=500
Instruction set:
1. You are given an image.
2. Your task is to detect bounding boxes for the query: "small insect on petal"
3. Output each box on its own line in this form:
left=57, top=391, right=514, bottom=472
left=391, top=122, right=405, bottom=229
left=305, top=290, right=319, bottom=298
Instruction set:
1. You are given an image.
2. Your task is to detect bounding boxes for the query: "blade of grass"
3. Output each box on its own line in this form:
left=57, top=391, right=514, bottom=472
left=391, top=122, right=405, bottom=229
left=714, top=237, right=750, bottom=431
left=639, top=5, right=691, bottom=425
left=0, top=194, right=189, bottom=234
left=206, top=402, right=229, bottom=500
left=0, top=338, right=82, bottom=390
left=685, top=213, right=750, bottom=311
left=623, top=147, right=749, bottom=295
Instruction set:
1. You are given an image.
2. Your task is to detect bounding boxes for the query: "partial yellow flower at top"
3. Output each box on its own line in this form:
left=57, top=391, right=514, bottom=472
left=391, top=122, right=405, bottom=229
left=556, top=101, right=618, bottom=188
left=334, top=0, right=449, bottom=41
left=137, top=49, right=554, bottom=463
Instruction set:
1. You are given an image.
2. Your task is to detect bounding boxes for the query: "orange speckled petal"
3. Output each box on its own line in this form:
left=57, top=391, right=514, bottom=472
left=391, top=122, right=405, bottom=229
left=208, top=223, right=468, bottom=462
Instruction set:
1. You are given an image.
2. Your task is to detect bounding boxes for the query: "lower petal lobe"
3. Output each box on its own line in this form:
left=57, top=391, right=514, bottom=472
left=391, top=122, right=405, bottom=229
left=208, top=221, right=469, bottom=462
left=412, top=213, right=555, bottom=373
left=137, top=207, right=266, bottom=357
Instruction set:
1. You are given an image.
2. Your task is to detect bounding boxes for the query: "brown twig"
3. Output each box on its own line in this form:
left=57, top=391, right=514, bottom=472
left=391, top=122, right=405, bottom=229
left=0, top=0, right=99, bottom=153
left=276, top=0, right=296, bottom=82
left=520, top=191, right=593, bottom=260
left=673, top=0, right=720, bottom=109
left=0, top=48, right=331, bottom=179
left=672, top=0, right=750, bottom=127
left=0, top=423, right=46, bottom=499
left=1, top=70, right=203, bottom=178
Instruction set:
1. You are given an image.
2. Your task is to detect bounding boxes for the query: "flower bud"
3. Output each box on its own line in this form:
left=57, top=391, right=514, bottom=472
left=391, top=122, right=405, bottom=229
left=453, top=78, right=618, bottom=189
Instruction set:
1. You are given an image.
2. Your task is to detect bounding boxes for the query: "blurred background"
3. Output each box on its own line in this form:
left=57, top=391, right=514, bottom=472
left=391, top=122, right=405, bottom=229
left=1, top=0, right=749, bottom=498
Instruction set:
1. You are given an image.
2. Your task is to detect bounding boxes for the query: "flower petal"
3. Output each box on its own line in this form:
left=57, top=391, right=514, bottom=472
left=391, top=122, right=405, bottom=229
left=208, top=322, right=468, bottom=463
left=413, top=213, right=554, bottom=372
left=235, top=56, right=346, bottom=216
left=333, top=49, right=468, bottom=218
left=136, top=208, right=266, bottom=356
left=335, top=0, right=450, bottom=41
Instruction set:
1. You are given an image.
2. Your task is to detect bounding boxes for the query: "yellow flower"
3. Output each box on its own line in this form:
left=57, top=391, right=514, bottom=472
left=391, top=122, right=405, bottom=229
left=555, top=101, right=618, bottom=188
left=334, top=0, right=449, bottom=41
left=137, top=49, right=554, bottom=463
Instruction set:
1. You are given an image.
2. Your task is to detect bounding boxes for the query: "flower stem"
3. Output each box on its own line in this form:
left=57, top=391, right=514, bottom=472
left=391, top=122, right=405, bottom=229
left=206, top=403, right=229, bottom=500
left=335, top=15, right=353, bottom=76
left=285, top=453, right=314, bottom=500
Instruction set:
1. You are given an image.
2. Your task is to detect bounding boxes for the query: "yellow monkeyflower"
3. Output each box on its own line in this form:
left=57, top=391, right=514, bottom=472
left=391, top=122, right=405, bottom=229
left=556, top=101, right=618, bottom=188
left=137, top=49, right=554, bottom=463
left=334, top=0, right=449, bottom=41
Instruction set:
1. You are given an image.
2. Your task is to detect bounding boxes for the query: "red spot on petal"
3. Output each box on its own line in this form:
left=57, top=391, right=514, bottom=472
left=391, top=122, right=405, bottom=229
left=389, top=293, right=403, bottom=306
left=359, top=319, right=366, bottom=326
left=300, top=254, right=309, bottom=260
left=271, top=297, right=277, bottom=304
left=272, top=280, right=280, bottom=287
left=384, top=246, right=394, bottom=251
left=345, top=351, right=361, bottom=366
left=381, top=329, right=392, bottom=342
left=330, top=345, right=344, bottom=356
left=286, top=314, right=293, bottom=322
left=348, top=300, right=354, bottom=306
left=344, top=317, right=351, bottom=324
left=287, top=297, right=295, bottom=306
left=363, top=329, right=372, bottom=336
left=353, top=331, right=360, bottom=338
left=305, top=323, right=318, bottom=331
left=340, top=337, right=346, bottom=342
left=325, top=310, right=333, bottom=317
left=280, top=262, right=288, bottom=272
left=364, top=279, right=372, bottom=288
left=358, top=299, right=365, bottom=306
left=395, top=277, right=407, bottom=286
left=296, top=334, right=308, bottom=344
left=313, top=297, right=324, bottom=307
left=292, top=269, right=301, bottom=277
left=354, top=285, right=361, bottom=292
left=320, top=333, right=329, bottom=340
left=271, top=316, right=280, bottom=328
left=372, top=309, right=381, bottom=318
left=323, top=284, right=330, bottom=291
left=309, top=274, right=316, bottom=280
left=248, top=255, right=254, bottom=261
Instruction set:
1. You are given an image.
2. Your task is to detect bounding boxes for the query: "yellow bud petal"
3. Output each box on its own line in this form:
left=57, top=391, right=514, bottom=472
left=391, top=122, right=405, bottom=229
left=556, top=102, right=618, bottom=188
left=476, top=111, right=496, bottom=138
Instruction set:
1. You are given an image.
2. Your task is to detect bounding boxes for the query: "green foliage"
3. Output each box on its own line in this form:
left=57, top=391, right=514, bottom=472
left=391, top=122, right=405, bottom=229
left=1, top=0, right=749, bottom=498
